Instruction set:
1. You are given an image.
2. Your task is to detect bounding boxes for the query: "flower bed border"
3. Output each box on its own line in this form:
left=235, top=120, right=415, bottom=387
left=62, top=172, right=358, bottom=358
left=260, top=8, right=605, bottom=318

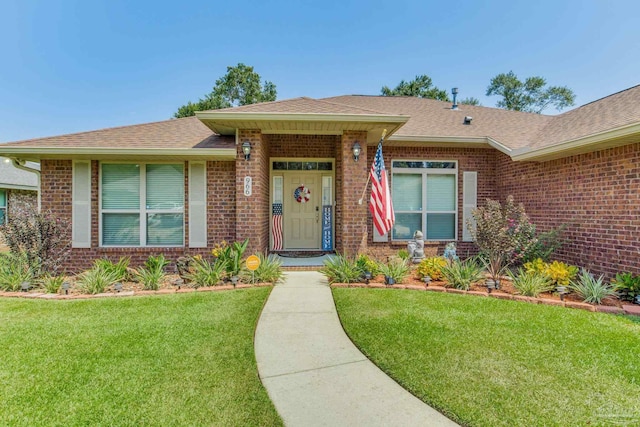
left=0, top=283, right=273, bottom=300
left=330, top=282, right=640, bottom=317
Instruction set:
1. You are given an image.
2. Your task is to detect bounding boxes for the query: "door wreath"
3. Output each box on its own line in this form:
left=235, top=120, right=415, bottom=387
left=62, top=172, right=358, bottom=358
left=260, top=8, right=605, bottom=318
left=293, top=185, right=311, bottom=203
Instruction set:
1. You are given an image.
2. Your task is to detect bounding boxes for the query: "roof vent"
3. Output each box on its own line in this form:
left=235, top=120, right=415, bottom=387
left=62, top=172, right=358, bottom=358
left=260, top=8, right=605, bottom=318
left=451, top=87, right=459, bottom=110
left=464, top=116, right=473, bottom=125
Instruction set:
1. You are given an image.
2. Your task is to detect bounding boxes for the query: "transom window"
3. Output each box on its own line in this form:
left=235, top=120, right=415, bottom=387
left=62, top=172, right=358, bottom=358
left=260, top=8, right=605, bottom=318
left=100, top=163, right=184, bottom=246
left=0, top=190, right=6, bottom=224
left=391, top=160, right=457, bottom=241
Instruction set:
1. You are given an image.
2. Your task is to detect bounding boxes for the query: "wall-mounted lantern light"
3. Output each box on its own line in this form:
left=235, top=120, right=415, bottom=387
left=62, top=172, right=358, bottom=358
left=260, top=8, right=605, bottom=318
left=352, top=141, right=361, bottom=162
left=241, top=141, right=252, bottom=161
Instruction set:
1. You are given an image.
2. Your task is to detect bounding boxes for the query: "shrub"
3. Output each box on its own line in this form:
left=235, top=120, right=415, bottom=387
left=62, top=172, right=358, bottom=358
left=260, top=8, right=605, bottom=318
left=136, top=254, right=169, bottom=291
left=355, top=254, right=380, bottom=276
left=612, top=272, right=640, bottom=302
left=441, top=258, right=485, bottom=290
left=94, top=257, right=130, bottom=282
left=520, top=226, right=566, bottom=263
left=184, top=256, right=226, bottom=288
left=379, top=259, right=410, bottom=284
left=397, top=249, right=410, bottom=261
left=509, top=268, right=554, bottom=297
left=319, top=254, right=362, bottom=284
left=570, top=269, right=616, bottom=304
left=218, top=239, right=249, bottom=277
left=524, top=259, right=578, bottom=286
left=0, top=209, right=71, bottom=275
left=468, top=196, right=536, bottom=268
left=416, top=257, right=448, bottom=281
left=77, top=262, right=121, bottom=294
left=211, top=240, right=229, bottom=259
left=0, top=252, right=34, bottom=291
left=243, top=253, right=284, bottom=284
left=39, top=274, right=65, bottom=294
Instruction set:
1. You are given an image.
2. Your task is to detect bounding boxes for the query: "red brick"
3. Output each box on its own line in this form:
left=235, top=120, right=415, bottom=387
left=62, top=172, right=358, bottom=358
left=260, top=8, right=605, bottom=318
left=565, top=301, right=596, bottom=311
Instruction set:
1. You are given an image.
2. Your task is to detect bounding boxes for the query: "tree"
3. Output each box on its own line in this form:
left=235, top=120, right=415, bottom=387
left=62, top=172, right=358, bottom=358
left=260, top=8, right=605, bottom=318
left=460, top=97, right=481, bottom=106
left=486, top=71, right=575, bottom=113
left=381, top=75, right=450, bottom=101
left=174, top=63, right=277, bottom=118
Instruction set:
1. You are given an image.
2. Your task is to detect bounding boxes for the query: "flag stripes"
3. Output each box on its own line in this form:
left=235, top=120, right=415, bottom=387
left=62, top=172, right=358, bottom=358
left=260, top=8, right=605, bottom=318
left=369, top=141, right=395, bottom=236
left=272, top=203, right=283, bottom=250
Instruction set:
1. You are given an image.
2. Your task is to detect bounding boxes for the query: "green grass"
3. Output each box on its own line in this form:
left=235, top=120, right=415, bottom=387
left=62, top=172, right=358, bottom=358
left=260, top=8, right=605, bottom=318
left=0, top=289, right=282, bottom=426
left=333, top=289, right=640, bottom=427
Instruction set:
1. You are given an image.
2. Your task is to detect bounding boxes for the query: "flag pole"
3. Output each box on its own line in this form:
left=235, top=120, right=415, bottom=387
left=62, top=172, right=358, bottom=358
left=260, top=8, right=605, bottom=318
left=358, top=129, right=387, bottom=205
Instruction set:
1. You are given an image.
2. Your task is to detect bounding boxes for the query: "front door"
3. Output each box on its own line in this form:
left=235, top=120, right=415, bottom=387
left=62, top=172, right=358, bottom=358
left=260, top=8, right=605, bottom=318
left=284, top=174, right=320, bottom=249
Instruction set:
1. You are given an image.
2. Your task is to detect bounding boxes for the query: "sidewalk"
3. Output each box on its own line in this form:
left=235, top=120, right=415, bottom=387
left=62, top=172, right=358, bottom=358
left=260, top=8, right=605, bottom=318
left=254, top=271, right=458, bottom=427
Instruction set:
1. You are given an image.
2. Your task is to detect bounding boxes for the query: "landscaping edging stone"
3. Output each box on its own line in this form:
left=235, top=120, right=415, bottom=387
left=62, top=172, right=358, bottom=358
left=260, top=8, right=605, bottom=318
left=0, top=282, right=273, bottom=300
left=330, top=282, right=640, bottom=317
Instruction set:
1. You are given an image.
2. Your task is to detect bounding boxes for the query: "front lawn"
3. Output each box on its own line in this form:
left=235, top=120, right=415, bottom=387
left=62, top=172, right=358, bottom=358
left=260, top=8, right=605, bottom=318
left=333, top=289, right=640, bottom=426
left=0, top=289, right=282, bottom=426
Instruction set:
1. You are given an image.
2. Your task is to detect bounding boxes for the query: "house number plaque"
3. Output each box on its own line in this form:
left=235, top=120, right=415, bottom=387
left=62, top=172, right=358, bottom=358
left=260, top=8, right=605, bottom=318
left=244, top=176, right=252, bottom=196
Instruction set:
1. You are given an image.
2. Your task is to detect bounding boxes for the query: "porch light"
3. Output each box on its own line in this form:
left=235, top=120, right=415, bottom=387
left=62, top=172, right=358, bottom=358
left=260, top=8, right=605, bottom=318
left=352, top=142, right=361, bottom=162
left=241, top=141, right=251, bottom=161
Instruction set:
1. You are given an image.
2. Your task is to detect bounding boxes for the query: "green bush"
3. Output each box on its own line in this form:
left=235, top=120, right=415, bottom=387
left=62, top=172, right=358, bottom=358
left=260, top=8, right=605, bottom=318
left=441, top=257, right=485, bottom=290
left=612, top=272, right=640, bottom=302
left=319, top=254, right=362, bottom=284
left=355, top=254, right=380, bottom=276
left=524, top=258, right=578, bottom=286
left=136, top=254, right=169, bottom=290
left=520, top=225, right=566, bottom=263
left=416, top=257, right=448, bottom=281
left=184, top=256, right=226, bottom=288
left=94, top=257, right=130, bottom=282
left=397, top=249, right=409, bottom=261
left=0, top=252, right=34, bottom=291
left=243, top=253, right=284, bottom=284
left=509, top=268, right=554, bottom=297
left=39, top=274, right=65, bottom=294
left=77, top=263, right=121, bottom=294
left=570, top=269, right=616, bottom=304
left=218, top=239, right=249, bottom=277
left=379, top=259, right=410, bottom=284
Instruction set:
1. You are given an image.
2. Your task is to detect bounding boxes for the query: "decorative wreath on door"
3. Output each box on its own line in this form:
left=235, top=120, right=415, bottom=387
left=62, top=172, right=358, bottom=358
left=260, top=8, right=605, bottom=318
left=293, top=185, right=311, bottom=203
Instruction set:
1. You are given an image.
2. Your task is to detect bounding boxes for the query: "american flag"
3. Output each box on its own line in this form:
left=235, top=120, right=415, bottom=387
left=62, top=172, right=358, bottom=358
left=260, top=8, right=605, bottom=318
left=369, top=139, right=395, bottom=236
left=272, top=203, right=283, bottom=250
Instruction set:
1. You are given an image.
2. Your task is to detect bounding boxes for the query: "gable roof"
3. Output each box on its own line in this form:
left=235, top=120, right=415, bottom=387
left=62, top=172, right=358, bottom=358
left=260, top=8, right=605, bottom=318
left=1, top=85, right=639, bottom=162
left=0, top=157, right=38, bottom=190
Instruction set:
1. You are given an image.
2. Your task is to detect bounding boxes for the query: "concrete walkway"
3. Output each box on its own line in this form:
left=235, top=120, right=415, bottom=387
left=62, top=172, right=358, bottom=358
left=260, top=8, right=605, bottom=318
left=254, top=271, right=458, bottom=427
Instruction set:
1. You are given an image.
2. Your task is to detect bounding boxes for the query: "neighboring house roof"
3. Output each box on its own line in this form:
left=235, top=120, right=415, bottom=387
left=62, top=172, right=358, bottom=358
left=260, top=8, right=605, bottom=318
left=1, top=85, right=639, bottom=162
left=0, top=157, right=39, bottom=190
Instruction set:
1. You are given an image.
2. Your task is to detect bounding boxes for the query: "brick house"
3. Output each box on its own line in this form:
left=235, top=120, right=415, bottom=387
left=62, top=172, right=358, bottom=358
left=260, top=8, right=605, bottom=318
left=0, top=86, right=639, bottom=276
left=0, top=157, right=39, bottom=226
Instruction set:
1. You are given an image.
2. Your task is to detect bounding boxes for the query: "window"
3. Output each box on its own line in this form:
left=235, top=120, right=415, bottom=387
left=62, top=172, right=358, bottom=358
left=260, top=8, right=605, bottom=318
left=391, top=160, right=457, bottom=240
left=101, top=163, right=184, bottom=246
left=0, top=190, right=6, bottom=224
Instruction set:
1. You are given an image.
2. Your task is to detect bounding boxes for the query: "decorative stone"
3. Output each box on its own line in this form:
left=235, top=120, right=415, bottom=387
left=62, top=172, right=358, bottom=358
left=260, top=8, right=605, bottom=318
left=408, top=230, right=425, bottom=264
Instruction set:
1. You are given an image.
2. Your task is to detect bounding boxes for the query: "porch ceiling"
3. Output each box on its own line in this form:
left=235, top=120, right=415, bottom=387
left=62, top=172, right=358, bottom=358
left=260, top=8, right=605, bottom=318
left=195, top=112, right=410, bottom=143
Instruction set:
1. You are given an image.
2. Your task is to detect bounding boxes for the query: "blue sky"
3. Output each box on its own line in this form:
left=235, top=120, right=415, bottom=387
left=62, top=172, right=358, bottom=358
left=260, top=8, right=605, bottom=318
left=1, top=0, right=639, bottom=141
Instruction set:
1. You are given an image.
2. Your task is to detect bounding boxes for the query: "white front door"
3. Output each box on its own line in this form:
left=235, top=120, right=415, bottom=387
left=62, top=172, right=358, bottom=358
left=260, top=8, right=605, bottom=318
left=284, top=174, right=320, bottom=249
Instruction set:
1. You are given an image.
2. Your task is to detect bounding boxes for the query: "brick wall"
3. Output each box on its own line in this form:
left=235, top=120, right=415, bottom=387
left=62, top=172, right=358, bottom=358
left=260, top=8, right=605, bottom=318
left=496, top=142, right=640, bottom=278
left=7, top=189, right=38, bottom=218
left=339, top=131, right=369, bottom=256
left=365, top=146, right=498, bottom=261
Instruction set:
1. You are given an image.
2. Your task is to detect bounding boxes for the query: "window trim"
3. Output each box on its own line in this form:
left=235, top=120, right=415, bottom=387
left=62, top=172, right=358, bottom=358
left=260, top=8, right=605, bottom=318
left=391, top=159, right=458, bottom=242
left=99, top=162, right=185, bottom=247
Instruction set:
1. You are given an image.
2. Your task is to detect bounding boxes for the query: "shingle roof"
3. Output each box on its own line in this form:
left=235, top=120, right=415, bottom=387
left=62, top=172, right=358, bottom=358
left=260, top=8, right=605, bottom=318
left=0, top=116, right=233, bottom=149
left=209, top=97, right=389, bottom=115
left=321, top=95, right=554, bottom=149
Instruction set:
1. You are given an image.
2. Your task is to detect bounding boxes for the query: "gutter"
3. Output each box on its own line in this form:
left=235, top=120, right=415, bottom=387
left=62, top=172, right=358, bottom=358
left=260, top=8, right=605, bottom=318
left=8, top=158, right=41, bottom=211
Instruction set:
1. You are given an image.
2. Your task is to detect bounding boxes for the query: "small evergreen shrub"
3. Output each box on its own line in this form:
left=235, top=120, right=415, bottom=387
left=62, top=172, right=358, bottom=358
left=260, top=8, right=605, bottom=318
left=524, top=259, right=578, bottom=286
left=136, top=254, right=169, bottom=290
left=217, top=239, right=249, bottom=277
left=520, top=226, right=566, bottom=263
left=397, top=249, right=410, bottom=261
left=570, top=269, right=616, bottom=304
left=243, top=253, right=284, bottom=284
left=612, top=272, right=640, bottom=302
left=0, top=252, right=34, bottom=291
left=416, top=257, right=448, bottom=281
left=379, top=259, right=410, bottom=284
left=319, top=254, right=362, bottom=284
left=441, top=258, right=485, bottom=290
left=355, top=254, right=380, bottom=276
left=94, top=257, right=130, bottom=282
left=509, top=268, right=554, bottom=297
left=39, top=274, right=65, bottom=294
left=184, top=256, right=226, bottom=288
left=77, top=262, right=121, bottom=294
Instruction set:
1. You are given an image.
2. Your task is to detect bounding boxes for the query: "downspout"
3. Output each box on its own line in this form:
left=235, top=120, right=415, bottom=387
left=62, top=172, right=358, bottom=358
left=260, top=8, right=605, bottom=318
left=9, top=158, right=41, bottom=212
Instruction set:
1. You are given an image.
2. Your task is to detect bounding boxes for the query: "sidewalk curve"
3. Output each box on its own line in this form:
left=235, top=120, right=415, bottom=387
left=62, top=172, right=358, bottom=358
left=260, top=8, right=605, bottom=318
left=255, top=271, right=458, bottom=427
